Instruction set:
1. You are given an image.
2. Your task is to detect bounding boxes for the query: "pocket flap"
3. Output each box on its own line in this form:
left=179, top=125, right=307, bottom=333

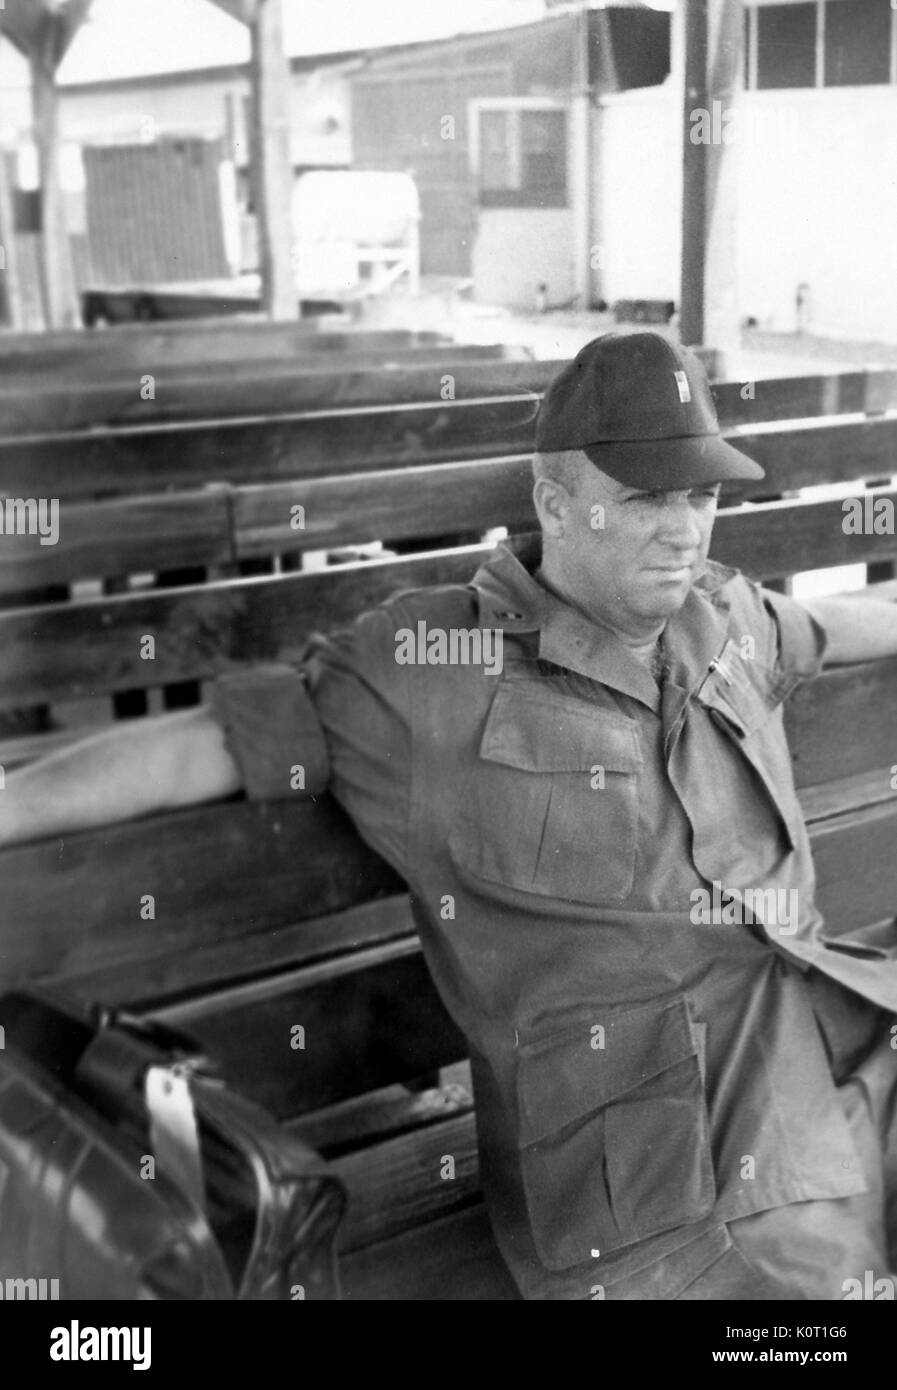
left=696, top=643, right=782, bottom=736
left=479, top=686, right=641, bottom=773
left=517, top=997, right=698, bottom=1146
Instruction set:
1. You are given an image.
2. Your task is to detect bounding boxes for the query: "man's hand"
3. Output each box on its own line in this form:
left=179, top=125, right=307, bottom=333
left=799, top=593, right=897, bottom=665
left=0, top=707, right=243, bottom=849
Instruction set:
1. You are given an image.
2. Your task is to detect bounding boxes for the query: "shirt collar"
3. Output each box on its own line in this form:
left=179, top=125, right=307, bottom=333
left=472, top=534, right=734, bottom=710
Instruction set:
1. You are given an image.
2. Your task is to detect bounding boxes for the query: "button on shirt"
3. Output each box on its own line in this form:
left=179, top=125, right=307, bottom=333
left=209, top=536, right=897, bottom=1299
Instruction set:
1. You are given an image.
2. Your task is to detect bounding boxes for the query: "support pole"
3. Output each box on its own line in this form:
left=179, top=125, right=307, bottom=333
left=0, top=150, right=25, bottom=329
left=571, top=2, right=594, bottom=311
left=679, top=0, right=744, bottom=353
left=31, top=18, right=81, bottom=329
left=704, top=0, right=745, bottom=354
left=679, top=0, right=708, bottom=346
left=249, top=0, right=296, bottom=320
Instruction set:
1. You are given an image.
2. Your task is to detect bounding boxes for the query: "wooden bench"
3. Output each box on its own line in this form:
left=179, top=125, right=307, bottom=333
left=2, top=359, right=896, bottom=1298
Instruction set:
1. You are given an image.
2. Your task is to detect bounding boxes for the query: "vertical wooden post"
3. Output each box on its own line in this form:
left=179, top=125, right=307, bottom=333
left=249, top=0, right=296, bottom=320
left=31, top=32, right=81, bottom=329
left=704, top=0, right=744, bottom=354
left=679, top=0, right=708, bottom=346
left=0, top=149, right=25, bottom=329
left=571, top=2, right=594, bottom=311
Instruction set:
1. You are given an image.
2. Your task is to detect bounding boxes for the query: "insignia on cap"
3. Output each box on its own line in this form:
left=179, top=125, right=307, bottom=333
left=673, top=369, right=691, bottom=404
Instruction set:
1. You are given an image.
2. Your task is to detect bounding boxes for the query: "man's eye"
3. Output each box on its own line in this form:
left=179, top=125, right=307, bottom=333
left=626, top=489, right=719, bottom=505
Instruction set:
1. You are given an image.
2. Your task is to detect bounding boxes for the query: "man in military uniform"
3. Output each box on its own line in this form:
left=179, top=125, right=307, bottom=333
left=5, top=333, right=897, bottom=1299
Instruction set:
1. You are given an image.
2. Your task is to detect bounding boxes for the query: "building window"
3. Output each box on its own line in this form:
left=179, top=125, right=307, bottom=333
left=756, top=2, right=817, bottom=89
left=475, top=105, right=567, bottom=208
left=824, top=0, right=891, bottom=84
left=747, top=0, right=897, bottom=89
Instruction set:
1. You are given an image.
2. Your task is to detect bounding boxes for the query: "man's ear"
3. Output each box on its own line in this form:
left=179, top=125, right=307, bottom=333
left=533, top=477, right=573, bottom=537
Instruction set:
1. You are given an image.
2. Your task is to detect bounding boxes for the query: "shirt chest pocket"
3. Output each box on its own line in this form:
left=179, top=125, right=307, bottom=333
left=447, top=685, right=642, bottom=906
left=697, top=653, right=804, bottom=853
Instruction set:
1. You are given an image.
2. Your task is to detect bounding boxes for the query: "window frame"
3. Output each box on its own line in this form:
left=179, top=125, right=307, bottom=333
left=468, top=96, right=570, bottom=210
left=744, top=0, right=897, bottom=89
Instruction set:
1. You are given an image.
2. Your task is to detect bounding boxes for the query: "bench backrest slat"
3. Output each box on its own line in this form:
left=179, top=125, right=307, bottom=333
left=2, top=405, right=895, bottom=506
left=3, top=364, right=897, bottom=437
left=5, top=520, right=897, bottom=707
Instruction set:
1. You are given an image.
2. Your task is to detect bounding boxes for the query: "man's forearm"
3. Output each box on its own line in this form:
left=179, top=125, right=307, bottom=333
left=0, top=707, right=242, bottom=848
left=801, top=595, right=897, bottom=665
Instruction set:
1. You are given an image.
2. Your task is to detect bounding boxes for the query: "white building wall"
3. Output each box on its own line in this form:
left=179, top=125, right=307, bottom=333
left=736, top=87, right=897, bottom=339
left=595, top=81, right=897, bottom=343
left=593, top=86, right=681, bottom=306
left=472, top=207, right=575, bottom=309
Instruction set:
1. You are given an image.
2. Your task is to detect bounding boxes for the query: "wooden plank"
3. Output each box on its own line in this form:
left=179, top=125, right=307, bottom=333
left=55, top=893, right=415, bottom=1010
left=235, top=471, right=897, bottom=572
left=287, top=1065, right=473, bottom=1157
left=798, top=769, right=897, bottom=824
left=0, top=794, right=403, bottom=987
left=3, top=401, right=896, bottom=505
left=339, top=1204, right=518, bottom=1300
left=0, top=545, right=488, bottom=708
left=3, top=365, right=897, bottom=440
left=0, top=324, right=435, bottom=367
left=0, top=321, right=446, bottom=352
left=332, top=1111, right=480, bottom=1253
left=810, top=798, right=897, bottom=938
left=0, top=460, right=892, bottom=596
left=5, top=512, right=897, bottom=708
left=151, top=939, right=468, bottom=1118
left=710, top=487, right=897, bottom=580
left=0, top=352, right=545, bottom=434
left=0, top=345, right=518, bottom=411
left=787, top=655, right=897, bottom=789
left=725, top=416, right=897, bottom=503
left=0, top=488, right=232, bottom=595
left=232, top=457, right=534, bottom=558
left=0, top=398, right=542, bottom=500
left=711, top=369, right=897, bottom=428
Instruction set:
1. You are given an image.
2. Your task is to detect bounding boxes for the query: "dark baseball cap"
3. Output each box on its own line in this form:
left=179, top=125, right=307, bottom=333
left=535, top=331, right=765, bottom=489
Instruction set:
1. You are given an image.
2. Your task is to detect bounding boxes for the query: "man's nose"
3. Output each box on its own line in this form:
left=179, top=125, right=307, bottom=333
left=656, top=497, right=706, bottom=551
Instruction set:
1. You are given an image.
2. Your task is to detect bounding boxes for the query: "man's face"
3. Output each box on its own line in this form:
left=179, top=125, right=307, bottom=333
left=539, top=460, right=721, bottom=636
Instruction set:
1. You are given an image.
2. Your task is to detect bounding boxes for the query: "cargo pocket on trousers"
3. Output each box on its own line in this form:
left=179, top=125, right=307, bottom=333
left=516, top=996, right=715, bottom=1272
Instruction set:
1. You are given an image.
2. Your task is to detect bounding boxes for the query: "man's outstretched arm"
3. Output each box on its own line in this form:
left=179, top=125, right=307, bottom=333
left=0, top=707, right=243, bottom=849
left=799, top=594, right=897, bottom=665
